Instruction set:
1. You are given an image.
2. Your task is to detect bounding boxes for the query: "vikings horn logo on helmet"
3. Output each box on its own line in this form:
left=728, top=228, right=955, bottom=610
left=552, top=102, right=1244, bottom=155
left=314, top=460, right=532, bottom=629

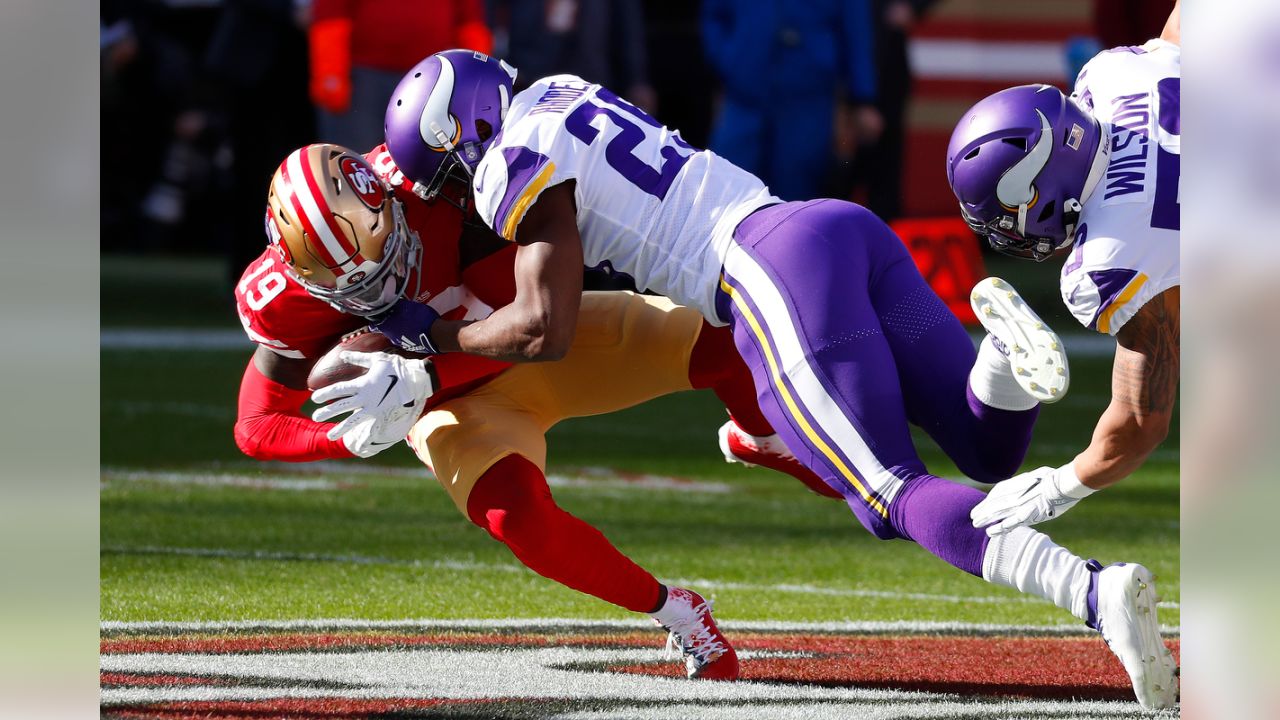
left=418, top=56, right=464, bottom=153
left=995, top=109, right=1054, bottom=221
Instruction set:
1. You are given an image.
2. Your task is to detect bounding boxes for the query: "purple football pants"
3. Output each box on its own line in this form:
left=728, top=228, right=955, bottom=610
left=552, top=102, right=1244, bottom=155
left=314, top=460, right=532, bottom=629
left=715, top=200, right=1038, bottom=576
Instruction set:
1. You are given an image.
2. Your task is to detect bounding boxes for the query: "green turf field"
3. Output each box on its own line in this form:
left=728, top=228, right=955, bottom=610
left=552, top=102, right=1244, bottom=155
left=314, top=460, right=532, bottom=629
left=101, top=255, right=1179, bottom=629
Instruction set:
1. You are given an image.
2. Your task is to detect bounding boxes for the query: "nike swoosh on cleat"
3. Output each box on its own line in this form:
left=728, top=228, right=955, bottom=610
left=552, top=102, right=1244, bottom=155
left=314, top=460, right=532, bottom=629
left=378, top=375, right=399, bottom=404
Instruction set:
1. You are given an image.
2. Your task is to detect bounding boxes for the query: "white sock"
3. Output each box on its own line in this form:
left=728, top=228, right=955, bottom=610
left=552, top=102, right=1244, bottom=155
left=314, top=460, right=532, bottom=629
left=968, top=335, right=1039, bottom=411
left=650, top=586, right=696, bottom=625
left=983, top=526, right=1092, bottom=621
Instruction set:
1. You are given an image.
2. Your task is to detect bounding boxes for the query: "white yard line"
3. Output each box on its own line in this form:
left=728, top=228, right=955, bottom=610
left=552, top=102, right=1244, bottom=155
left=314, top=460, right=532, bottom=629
left=100, top=543, right=1179, bottom=613
left=101, top=465, right=735, bottom=495
left=101, top=470, right=352, bottom=491
left=100, top=544, right=527, bottom=573
left=100, top=616, right=1178, bottom=638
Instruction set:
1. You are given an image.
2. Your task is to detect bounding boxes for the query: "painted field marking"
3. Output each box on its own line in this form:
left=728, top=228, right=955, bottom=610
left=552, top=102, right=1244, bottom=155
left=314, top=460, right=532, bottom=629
left=100, top=616, right=1178, bottom=638
left=101, top=465, right=735, bottom=495
left=101, top=470, right=352, bottom=492
left=99, top=543, right=1180, bottom=614
left=101, top=544, right=527, bottom=574
left=100, top=618, right=1177, bottom=718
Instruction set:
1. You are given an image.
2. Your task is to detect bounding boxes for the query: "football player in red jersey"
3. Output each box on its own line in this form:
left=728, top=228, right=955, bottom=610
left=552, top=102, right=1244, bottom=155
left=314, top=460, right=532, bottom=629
left=233, top=143, right=837, bottom=680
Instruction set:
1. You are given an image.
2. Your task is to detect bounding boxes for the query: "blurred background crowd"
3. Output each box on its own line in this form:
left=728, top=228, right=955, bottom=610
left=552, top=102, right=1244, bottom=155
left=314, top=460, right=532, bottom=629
left=101, top=0, right=1173, bottom=283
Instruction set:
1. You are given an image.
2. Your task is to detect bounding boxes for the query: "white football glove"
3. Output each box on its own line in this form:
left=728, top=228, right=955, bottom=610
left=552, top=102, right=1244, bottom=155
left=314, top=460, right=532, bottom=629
left=310, top=351, right=436, bottom=458
left=970, top=463, right=1095, bottom=536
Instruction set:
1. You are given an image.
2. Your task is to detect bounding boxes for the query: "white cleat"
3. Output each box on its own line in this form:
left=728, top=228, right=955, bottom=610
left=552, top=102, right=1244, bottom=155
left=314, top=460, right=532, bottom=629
left=1096, top=563, right=1178, bottom=711
left=970, top=277, right=1069, bottom=404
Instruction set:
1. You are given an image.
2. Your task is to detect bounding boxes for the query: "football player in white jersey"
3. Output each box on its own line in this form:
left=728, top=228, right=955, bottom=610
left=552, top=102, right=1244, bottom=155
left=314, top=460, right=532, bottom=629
left=946, top=2, right=1180, bottom=536
left=354, top=48, right=1177, bottom=708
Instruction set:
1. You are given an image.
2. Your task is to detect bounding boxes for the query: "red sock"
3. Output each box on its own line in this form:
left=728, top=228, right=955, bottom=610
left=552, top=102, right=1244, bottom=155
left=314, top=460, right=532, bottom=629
left=466, top=455, right=663, bottom=613
left=688, top=324, right=774, bottom=437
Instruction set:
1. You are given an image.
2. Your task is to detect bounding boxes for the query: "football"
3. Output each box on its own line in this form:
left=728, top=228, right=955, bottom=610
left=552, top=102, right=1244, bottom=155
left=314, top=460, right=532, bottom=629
left=307, top=328, right=423, bottom=390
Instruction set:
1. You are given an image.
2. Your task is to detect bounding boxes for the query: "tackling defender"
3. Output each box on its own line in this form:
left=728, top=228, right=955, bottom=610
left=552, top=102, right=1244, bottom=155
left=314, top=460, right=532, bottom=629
left=946, top=3, right=1180, bottom=535
left=363, top=51, right=1176, bottom=708
left=234, top=143, right=839, bottom=680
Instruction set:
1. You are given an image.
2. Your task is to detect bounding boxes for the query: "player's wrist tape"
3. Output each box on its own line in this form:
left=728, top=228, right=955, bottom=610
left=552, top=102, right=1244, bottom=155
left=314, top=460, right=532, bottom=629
left=1053, top=463, right=1095, bottom=499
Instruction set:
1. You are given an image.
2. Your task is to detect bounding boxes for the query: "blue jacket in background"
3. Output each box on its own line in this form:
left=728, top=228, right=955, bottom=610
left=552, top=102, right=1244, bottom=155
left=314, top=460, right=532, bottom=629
left=702, top=0, right=877, bottom=107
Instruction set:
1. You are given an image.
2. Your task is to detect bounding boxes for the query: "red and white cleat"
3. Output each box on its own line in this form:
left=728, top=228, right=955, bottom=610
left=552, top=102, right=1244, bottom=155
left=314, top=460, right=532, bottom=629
left=650, top=586, right=740, bottom=680
left=718, top=420, right=842, bottom=499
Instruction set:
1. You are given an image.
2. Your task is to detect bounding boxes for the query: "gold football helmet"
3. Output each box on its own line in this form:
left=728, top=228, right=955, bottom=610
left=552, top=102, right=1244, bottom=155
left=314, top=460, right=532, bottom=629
left=265, top=144, right=420, bottom=317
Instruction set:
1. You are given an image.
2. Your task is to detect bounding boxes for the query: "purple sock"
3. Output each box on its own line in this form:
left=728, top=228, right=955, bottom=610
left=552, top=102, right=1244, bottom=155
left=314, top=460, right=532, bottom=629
left=963, top=384, right=1040, bottom=481
left=888, top=474, right=990, bottom=577
left=1084, top=559, right=1104, bottom=629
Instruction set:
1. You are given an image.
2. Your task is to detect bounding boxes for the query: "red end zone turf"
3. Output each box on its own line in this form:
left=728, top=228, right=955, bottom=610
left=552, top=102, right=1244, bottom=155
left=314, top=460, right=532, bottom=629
left=102, top=624, right=1179, bottom=714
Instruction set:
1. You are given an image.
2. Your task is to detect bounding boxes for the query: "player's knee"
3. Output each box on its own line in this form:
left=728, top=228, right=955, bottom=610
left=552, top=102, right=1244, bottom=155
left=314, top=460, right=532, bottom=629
left=466, top=455, right=558, bottom=545
left=956, top=456, right=1020, bottom=485
left=967, top=440, right=1034, bottom=484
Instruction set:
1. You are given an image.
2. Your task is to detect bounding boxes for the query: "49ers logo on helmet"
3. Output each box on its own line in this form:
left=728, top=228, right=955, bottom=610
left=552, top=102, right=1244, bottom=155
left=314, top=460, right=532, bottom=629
left=340, top=156, right=385, bottom=210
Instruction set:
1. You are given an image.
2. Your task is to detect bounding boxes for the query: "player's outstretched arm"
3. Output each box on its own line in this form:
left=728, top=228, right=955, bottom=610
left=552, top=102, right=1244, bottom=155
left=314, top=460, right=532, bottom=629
left=432, top=183, right=585, bottom=362
left=233, top=346, right=355, bottom=461
left=971, top=287, right=1179, bottom=535
left=1075, top=286, right=1180, bottom=489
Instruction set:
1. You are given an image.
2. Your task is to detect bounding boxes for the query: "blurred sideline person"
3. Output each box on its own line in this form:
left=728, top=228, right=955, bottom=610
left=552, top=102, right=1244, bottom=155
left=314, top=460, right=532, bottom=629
left=700, top=0, right=881, bottom=201
left=206, top=0, right=316, bottom=284
left=371, top=50, right=1175, bottom=710
left=234, top=144, right=839, bottom=681
left=489, top=0, right=656, bottom=113
left=840, top=0, right=939, bottom=220
left=947, top=3, right=1180, bottom=540
left=309, top=0, right=491, bottom=150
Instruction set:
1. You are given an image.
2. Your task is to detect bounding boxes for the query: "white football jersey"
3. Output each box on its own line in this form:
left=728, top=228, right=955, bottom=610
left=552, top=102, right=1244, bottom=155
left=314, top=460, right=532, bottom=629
left=472, top=75, right=779, bottom=324
left=1061, top=39, right=1180, bottom=335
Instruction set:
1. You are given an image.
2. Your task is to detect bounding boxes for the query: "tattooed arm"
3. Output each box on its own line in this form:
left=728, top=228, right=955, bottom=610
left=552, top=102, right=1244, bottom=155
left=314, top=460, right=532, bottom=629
left=1074, top=286, right=1180, bottom=489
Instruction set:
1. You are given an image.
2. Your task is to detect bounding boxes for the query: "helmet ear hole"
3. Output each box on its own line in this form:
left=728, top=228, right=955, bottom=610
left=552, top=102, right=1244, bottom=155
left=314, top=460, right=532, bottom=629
left=1037, top=203, right=1055, bottom=222
left=475, top=119, right=493, bottom=143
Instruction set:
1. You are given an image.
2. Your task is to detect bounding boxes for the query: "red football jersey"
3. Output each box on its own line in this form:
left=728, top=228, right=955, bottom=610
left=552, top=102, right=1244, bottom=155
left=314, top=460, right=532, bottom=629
left=235, top=145, right=517, bottom=405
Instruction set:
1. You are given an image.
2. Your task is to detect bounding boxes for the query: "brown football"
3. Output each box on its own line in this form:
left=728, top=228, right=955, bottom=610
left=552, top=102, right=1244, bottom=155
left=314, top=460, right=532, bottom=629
left=307, top=329, right=424, bottom=390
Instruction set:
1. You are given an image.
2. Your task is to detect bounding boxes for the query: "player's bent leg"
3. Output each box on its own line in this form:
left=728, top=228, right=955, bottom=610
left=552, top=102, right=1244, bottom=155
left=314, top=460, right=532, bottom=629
left=888, top=475, right=991, bottom=576
left=466, top=454, right=663, bottom=613
left=689, top=323, right=839, bottom=498
left=858, top=222, right=1040, bottom=483
left=716, top=419, right=842, bottom=499
left=720, top=200, right=935, bottom=538
left=688, top=323, right=775, bottom=438
left=410, top=316, right=740, bottom=680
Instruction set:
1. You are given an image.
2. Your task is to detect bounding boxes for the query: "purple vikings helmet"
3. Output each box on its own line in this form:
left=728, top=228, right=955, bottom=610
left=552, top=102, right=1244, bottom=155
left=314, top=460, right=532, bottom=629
left=384, top=49, right=518, bottom=200
left=947, top=85, right=1110, bottom=261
